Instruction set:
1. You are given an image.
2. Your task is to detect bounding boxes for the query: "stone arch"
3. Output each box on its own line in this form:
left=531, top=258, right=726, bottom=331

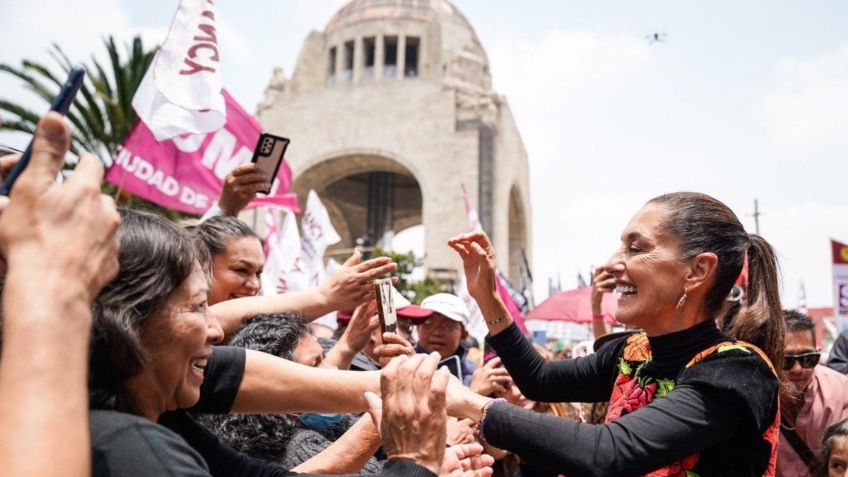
left=291, top=152, right=424, bottom=255
left=507, top=183, right=529, bottom=284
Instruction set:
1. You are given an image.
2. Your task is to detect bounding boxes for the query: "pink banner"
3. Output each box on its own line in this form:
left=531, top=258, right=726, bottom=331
left=107, top=90, right=299, bottom=215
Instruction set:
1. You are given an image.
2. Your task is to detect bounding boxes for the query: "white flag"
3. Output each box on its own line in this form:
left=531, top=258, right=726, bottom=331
left=299, top=190, right=341, bottom=288
left=132, top=0, right=226, bottom=141
left=261, top=209, right=301, bottom=296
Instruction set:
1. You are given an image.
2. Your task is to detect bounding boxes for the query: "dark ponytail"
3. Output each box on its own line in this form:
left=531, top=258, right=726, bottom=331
left=648, top=192, right=786, bottom=387
left=727, top=234, right=785, bottom=385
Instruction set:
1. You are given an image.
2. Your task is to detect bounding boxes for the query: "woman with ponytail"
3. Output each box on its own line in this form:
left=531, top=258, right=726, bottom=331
left=446, top=192, right=784, bottom=476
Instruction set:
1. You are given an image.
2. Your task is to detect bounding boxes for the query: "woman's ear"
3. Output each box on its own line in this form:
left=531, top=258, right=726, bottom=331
left=686, top=252, right=718, bottom=292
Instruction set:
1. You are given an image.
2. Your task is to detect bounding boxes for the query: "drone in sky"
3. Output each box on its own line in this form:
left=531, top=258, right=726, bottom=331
left=645, top=32, right=668, bottom=44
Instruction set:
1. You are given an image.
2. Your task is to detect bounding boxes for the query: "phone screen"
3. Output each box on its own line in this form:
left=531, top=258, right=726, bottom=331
left=250, top=133, right=290, bottom=194
left=374, top=278, right=397, bottom=334
left=438, top=355, right=462, bottom=379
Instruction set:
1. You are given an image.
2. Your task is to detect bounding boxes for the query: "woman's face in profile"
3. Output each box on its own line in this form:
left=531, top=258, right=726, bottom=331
left=136, top=264, right=223, bottom=412
left=209, top=236, right=264, bottom=305
left=604, top=203, right=687, bottom=332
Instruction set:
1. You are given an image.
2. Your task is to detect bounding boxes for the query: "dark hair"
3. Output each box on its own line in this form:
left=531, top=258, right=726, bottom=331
left=818, top=418, right=848, bottom=477
left=648, top=192, right=785, bottom=381
left=784, top=309, right=816, bottom=346
left=89, top=208, right=208, bottom=411
left=230, top=312, right=309, bottom=361
left=194, top=215, right=259, bottom=256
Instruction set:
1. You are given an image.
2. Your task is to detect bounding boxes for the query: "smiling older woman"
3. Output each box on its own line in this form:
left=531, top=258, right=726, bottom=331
left=87, top=209, right=477, bottom=477
left=447, top=192, right=786, bottom=477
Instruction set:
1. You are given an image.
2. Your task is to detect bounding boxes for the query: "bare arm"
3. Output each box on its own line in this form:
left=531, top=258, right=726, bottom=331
left=292, top=415, right=381, bottom=474
left=210, top=252, right=396, bottom=339
left=232, top=349, right=381, bottom=414
left=0, top=114, right=120, bottom=477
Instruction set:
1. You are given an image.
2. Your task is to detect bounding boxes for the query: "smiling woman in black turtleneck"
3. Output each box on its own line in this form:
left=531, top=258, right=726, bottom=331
left=446, top=192, right=787, bottom=477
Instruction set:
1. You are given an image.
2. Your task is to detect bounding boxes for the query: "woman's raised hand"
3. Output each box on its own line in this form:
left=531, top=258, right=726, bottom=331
left=447, top=232, right=498, bottom=302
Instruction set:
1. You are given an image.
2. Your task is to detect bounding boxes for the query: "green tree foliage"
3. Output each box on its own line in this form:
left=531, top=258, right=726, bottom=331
left=0, top=36, right=190, bottom=220
left=373, top=247, right=443, bottom=304
left=0, top=36, right=155, bottom=160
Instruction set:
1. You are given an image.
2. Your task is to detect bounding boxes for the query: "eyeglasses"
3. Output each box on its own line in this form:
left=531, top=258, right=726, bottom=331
left=418, top=319, right=462, bottom=334
left=783, top=352, right=821, bottom=370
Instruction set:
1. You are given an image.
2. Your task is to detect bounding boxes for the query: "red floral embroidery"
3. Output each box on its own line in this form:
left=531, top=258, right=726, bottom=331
left=645, top=454, right=699, bottom=477
left=623, top=380, right=657, bottom=414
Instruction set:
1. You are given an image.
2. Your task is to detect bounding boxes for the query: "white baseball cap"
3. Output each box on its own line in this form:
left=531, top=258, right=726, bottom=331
left=420, top=293, right=470, bottom=328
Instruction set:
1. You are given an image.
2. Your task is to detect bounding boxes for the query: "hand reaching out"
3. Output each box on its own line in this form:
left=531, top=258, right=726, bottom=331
left=374, top=332, right=415, bottom=367
left=319, top=249, right=397, bottom=311
left=469, top=357, right=512, bottom=396
left=441, top=443, right=494, bottom=477
left=217, top=163, right=271, bottom=216
left=340, top=300, right=380, bottom=353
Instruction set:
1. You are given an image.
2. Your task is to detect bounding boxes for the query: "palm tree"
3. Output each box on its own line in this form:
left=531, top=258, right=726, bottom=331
left=0, top=35, right=156, bottom=161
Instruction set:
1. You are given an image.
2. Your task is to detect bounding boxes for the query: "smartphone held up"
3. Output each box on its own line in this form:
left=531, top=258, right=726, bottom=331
left=250, top=133, right=290, bottom=194
left=374, top=277, right=398, bottom=334
left=0, top=66, right=86, bottom=195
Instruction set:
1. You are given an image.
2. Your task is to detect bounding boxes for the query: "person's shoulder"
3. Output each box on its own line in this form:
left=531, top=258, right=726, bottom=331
left=90, top=409, right=209, bottom=476
left=815, top=364, right=848, bottom=389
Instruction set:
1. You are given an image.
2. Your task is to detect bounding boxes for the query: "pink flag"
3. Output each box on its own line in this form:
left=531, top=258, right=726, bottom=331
left=107, top=90, right=299, bottom=215
left=460, top=184, right=529, bottom=335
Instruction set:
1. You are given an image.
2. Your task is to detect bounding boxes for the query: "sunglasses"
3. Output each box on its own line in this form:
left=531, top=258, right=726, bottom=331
left=783, top=352, right=820, bottom=370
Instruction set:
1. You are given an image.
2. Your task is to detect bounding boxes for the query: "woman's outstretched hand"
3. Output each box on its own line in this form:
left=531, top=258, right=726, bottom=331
left=447, top=232, right=498, bottom=302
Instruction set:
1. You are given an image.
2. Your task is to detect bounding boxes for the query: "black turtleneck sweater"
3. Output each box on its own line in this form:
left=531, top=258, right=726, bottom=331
left=483, top=320, right=779, bottom=477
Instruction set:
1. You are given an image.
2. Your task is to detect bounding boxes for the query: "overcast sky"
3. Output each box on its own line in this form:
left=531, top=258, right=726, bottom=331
left=1, top=0, right=846, bottom=308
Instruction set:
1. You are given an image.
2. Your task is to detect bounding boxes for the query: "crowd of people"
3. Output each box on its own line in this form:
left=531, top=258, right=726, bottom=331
left=3, top=111, right=848, bottom=477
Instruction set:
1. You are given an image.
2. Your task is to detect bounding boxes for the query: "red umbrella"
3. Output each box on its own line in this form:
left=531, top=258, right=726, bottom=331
left=526, top=288, right=618, bottom=324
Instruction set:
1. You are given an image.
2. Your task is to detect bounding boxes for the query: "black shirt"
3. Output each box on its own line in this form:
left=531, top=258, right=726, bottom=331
left=482, top=321, right=779, bottom=477
left=91, top=346, right=435, bottom=477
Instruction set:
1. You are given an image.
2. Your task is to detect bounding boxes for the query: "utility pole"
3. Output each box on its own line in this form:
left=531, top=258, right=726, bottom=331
left=752, top=199, right=761, bottom=235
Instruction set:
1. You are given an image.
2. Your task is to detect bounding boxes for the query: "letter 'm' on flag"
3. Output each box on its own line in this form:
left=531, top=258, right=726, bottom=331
left=107, top=90, right=298, bottom=215
left=133, top=0, right=226, bottom=141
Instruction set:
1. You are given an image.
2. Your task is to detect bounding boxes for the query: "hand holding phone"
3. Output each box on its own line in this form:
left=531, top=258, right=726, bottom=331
left=0, top=67, right=85, bottom=196
left=250, top=133, right=289, bottom=194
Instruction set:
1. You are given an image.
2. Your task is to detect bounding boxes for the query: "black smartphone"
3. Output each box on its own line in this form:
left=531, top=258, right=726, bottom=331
left=250, top=133, right=290, bottom=194
left=439, top=355, right=462, bottom=380
left=0, top=66, right=86, bottom=196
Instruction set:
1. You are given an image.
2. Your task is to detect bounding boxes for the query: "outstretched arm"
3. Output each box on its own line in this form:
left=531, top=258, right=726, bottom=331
left=210, top=250, right=396, bottom=339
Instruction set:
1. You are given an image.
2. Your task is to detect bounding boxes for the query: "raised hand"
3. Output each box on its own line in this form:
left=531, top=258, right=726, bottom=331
left=341, top=299, right=380, bottom=353
left=319, top=249, right=397, bottom=311
left=469, top=357, right=512, bottom=396
left=217, top=163, right=271, bottom=216
left=447, top=232, right=498, bottom=302
left=591, top=265, right=615, bottom=313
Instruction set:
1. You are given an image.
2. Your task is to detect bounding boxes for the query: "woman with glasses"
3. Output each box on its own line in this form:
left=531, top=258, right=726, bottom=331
left=446, top=192, right=788, bottom=476
left=778, top=310, right=848, bottom=477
